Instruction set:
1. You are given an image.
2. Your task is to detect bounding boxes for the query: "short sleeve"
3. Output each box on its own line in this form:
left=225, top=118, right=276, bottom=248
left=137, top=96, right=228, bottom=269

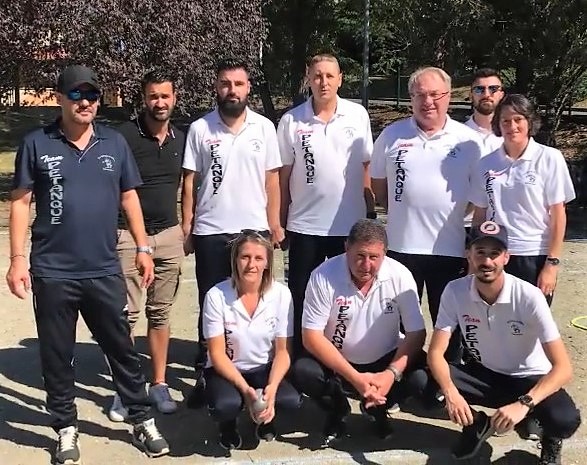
left=275, top=284, right=294, bottom=338
left=12, top=137, right=36, bottom=191
left=528, top=292, right=561, bottom=343
left=264, top=121, right=282, bottom=171
left=301, top=270, right=332, bottom=331
left=202, top=287, right=226, bottom=340
left=469, top=159, right=489, bottom=208
left=277, top=113, right=295, bottom=166
left=119, top=136, right=142, bottom=192
left=544, top=149, right=576, bottom=206
left=361, top=107, right=374, bottom=163
left=182, top=121, right=201, bottom=172
left=395, top=271, right=425, bottom=333
left=435, top=284, right=459, bottom=333
left=370, top=128, right=389, bottom=179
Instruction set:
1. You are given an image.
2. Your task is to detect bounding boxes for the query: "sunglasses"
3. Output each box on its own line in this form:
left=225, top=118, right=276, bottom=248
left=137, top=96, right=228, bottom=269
left=472, top=85, right=502, bottom=95
left=67, top=89, right=101, bottom=102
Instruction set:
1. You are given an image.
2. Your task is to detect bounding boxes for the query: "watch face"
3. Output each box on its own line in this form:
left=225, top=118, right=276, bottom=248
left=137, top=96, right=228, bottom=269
left=547, top=257, right=560, bottom=265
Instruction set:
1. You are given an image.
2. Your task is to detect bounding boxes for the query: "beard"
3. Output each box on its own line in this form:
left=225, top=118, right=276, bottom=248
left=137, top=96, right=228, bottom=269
left=473, top=100, right=497, bottom=116
left=146, top=105, right=173, bottom=122
left=217, top=94, right=247, bottom=118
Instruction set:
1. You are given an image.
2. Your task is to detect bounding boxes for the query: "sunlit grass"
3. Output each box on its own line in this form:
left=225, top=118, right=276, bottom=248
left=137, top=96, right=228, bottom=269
left=0, top=152, right=15, bottom=173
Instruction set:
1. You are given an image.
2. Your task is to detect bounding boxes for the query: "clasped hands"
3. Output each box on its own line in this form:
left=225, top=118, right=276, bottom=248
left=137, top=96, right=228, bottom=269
left=351, top=370, right=395, bottom=409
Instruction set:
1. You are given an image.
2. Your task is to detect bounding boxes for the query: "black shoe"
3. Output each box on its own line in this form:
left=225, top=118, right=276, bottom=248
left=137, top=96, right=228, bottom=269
left=539, top=437, right=562, bottom=465
left=322, top=414, right=348, bottom=445
left=517, top=416, right=543, bottom=441
left=372, top=409, right=394, bottom=440
left=132, top=418, right=170, bottom=458
left=451, top=411, right=494, bottom=460
left=186, top=371, right=206, bottom=409
left=219, top=420, right=242, bottom=451
left=255, top=421, right=277, bottom=442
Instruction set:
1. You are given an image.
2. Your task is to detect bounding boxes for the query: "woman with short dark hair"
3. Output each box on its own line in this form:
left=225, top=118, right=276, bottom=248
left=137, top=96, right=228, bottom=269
left=202, top=230, right=301, bottom=450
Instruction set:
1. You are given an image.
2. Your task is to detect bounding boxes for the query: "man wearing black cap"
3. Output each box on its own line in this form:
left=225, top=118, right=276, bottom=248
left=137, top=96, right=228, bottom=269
left=427, top=221, right=581, bottom=464
left=6, top=64, right=170, bottom=463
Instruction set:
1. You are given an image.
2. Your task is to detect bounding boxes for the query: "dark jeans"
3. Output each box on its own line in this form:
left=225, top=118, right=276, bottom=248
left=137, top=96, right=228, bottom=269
left=292, top=350, right=429, bottom=420
left=204, top=363, right=302, bottom=424
left=287, top=232, right=346, bottom=358
left=506, top=255, right=553, bottom=306
left=387, top=252, right=465, bottom=363
left=32, top=275, right=151, bottom=431
left=450, top=361, right=581, bottom=439
left=192, top=230, right=270, bottom=365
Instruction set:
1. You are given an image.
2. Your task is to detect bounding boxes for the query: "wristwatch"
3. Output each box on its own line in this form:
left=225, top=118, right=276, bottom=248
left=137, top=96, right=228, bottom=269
left=136, top=245, right=153, bottom=255
left=517, top=394, right=535, bottom=411
left=546, top=257, right=560, bottom=266
left=385, top=365, right=403, bottom=382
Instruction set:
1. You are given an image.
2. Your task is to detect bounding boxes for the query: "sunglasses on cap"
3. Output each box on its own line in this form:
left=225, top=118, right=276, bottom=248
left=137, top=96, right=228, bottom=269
left=239, top=229, right=266, bottom=239
left=471, top=85, right=502, bottom=95
left=67, top=89, right=101, bottom=102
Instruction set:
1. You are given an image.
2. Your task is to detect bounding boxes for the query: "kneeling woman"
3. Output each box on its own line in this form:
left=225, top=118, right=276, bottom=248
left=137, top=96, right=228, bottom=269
left=203, top=230, right=301, bottom=450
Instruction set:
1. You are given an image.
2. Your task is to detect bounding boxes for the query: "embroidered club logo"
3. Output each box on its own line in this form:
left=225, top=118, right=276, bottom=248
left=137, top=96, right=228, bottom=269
left=524, top=171, right=537, bottom=185
left=98, top=155, right=115, bottom=172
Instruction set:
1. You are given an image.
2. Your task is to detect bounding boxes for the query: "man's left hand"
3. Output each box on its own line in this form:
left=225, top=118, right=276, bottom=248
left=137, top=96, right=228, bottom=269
left=269, top=225, right=285, bottom=248
left=538, top=265, right=558, bottom=297
left=490, top=402, right=530, bottom=434
left=136, top=253, right=155, bottom=288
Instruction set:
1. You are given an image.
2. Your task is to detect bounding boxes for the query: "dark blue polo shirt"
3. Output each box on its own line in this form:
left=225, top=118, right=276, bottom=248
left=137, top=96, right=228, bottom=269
left=13, top=121, right=142, bottom=279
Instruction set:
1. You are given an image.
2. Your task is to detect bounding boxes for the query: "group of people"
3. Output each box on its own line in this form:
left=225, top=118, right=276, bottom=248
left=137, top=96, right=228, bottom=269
left=5, top=54, right=581, bottom=465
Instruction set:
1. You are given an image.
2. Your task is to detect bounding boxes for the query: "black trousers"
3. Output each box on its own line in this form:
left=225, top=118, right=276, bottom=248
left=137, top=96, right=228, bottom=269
left=192, top=231, right=270, bottom=362
left=505, top=255, right=553, bottom=306
left=287, top=232, right=346, bottom=358
left=32, top=275, right=151, bottom=431
left=204, top=363, right=302, bottom=424
left=450, top=361, right=581, bottom=439
left=292, top=350, right=429, bottom=419
left=387, top=252, right=465, bottom=363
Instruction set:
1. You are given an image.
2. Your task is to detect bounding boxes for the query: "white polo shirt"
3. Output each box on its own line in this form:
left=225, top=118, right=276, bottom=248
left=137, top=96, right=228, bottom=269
left=277, top=97, right=373, bottom=236
left=436, top=273, right=560, bottom=377
left=302, top=254, right=425, bottom=364
left=203, top=279, right=293, bottom=371
left=470, top=138, right=576, bottom=255
left=370, top=116, right=483, bottom=257
left=183, top=108, right=282, bottom=235
left=464, top=116, right=503, bottom=154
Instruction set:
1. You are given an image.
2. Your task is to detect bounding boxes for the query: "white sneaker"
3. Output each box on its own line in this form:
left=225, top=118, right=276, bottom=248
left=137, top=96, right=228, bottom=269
left=108, top=392, right=129, bottom=422
left=149, top=383, right=177, bottom=414
left=55, top=425, right=81, bottom=464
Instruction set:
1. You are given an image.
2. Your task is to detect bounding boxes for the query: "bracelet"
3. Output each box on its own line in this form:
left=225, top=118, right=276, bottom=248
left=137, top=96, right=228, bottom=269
left=10, top=254, right=26, bottom=260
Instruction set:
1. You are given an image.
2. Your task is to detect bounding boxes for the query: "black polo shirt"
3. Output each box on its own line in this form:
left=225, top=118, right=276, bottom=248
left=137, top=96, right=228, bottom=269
left=117, top=114, right=185, bottom=233
left=13, top=121, right=142, bottom=279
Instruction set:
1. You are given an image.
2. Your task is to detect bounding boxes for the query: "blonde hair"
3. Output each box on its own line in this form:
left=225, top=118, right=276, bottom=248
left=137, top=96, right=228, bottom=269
left=230, top=231, right=274, bottom=296
left=307, top=54, right=341, bottom=73
left=408, top=67, right=451, bottom=94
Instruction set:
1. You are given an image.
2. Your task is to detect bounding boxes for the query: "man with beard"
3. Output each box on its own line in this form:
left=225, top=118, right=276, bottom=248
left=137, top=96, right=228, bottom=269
left=464, top=68, right=504, bottom=154
left=427, top=221, right=580, bottom=463
left=182, top=58, right=283, bottom=405
left=6, top=65, right=169, bottom=463
left=111, top=70, right=189, bottom=419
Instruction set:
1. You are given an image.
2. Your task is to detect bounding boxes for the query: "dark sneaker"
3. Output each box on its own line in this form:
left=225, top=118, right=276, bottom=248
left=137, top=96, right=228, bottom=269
left=539, top=437, right=563, bottom=465
left=255, top=421, right=277, bottom=442
left=55, top=426, right=81, bottom=465
left=219, top=420, right=242, bottom=450
left=359, top=402, right=394, bottom=439
left=186, top=371, right=206, bottom=409
left=451, top=411, right=495, bottom=460
left=132, top=418, right=170, bottom=457
left=517, top=416, right=543, bottom=441
left=322, top=413, right=347, bottom=446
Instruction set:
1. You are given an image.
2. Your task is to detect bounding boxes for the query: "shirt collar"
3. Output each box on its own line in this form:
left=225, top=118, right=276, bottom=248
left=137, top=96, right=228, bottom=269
left=468, top=272, right=513, bottom=304
left=466, top=116, right=494, bottom=136
left=212, top=106, right=256, bottom=129
left=304, top=95, right=346, bottom=121
left=518, top=137, right=539, bottom=161
left=410, top=114, right=453, bottom=139
left=46, top=118, right=106, bottom=140
left=136, top=113, right=176, bottom=140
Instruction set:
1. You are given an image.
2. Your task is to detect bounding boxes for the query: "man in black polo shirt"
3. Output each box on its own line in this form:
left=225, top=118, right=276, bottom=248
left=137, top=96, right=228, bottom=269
left=112, top=70, right=188, bottom=419
left=6, top=65, right=169, bottom=464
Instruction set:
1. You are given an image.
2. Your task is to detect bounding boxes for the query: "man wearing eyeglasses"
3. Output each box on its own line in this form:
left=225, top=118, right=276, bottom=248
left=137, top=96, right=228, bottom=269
left=371, top=66, right=483, bottom=364
left=465, top=68, right=504, bottom=154
left=6, top=65, right=170, bottom=463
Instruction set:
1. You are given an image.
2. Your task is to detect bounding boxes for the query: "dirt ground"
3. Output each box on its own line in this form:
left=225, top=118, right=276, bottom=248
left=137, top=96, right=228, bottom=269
left=0, top=227, right=586, bottom=465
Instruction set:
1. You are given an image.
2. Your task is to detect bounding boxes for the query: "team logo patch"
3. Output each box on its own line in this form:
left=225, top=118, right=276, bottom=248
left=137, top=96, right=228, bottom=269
left=480, top=221, right=500, bottom=235
left=447, top=147, right=458, bottom=158
left=524, top=171, right=537, bottom=185
left=98, top=155, right=115, bottom=172
left=381, top=298, right=396, bottom=314
left=507, top=319, right=525, bottom=336
left=250, top=138, right=262, bottom=152
left=342, top=127, right=356, bottom=139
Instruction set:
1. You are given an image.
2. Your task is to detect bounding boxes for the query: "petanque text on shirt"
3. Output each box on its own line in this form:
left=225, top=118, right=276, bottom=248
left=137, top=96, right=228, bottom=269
left=41, top=154, right=64, bottom=225
left=301, top=133, right=315, bottom=184
left=394, top=149, right=408, bottom=202
left=332, top=304, right=350, bottom=350
left=208, top=139, right=223, bottom=194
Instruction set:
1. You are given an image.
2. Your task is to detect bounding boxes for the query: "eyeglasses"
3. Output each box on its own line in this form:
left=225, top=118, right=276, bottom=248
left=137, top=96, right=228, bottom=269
left=67, top=89, right=101, bottom=102
left=410, top=91, right=449, bottom=101
left=471, top=85, right=502, bottom=95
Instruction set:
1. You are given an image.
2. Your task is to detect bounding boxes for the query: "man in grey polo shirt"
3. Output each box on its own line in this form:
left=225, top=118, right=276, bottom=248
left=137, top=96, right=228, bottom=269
left=427, top=221, right=581, bottom=463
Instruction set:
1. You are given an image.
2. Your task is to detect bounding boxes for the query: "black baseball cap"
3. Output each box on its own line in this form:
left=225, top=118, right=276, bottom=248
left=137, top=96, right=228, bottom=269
left=468, top=221, right=508, bottom=249
left=56, top=65, right=100, bottom=94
